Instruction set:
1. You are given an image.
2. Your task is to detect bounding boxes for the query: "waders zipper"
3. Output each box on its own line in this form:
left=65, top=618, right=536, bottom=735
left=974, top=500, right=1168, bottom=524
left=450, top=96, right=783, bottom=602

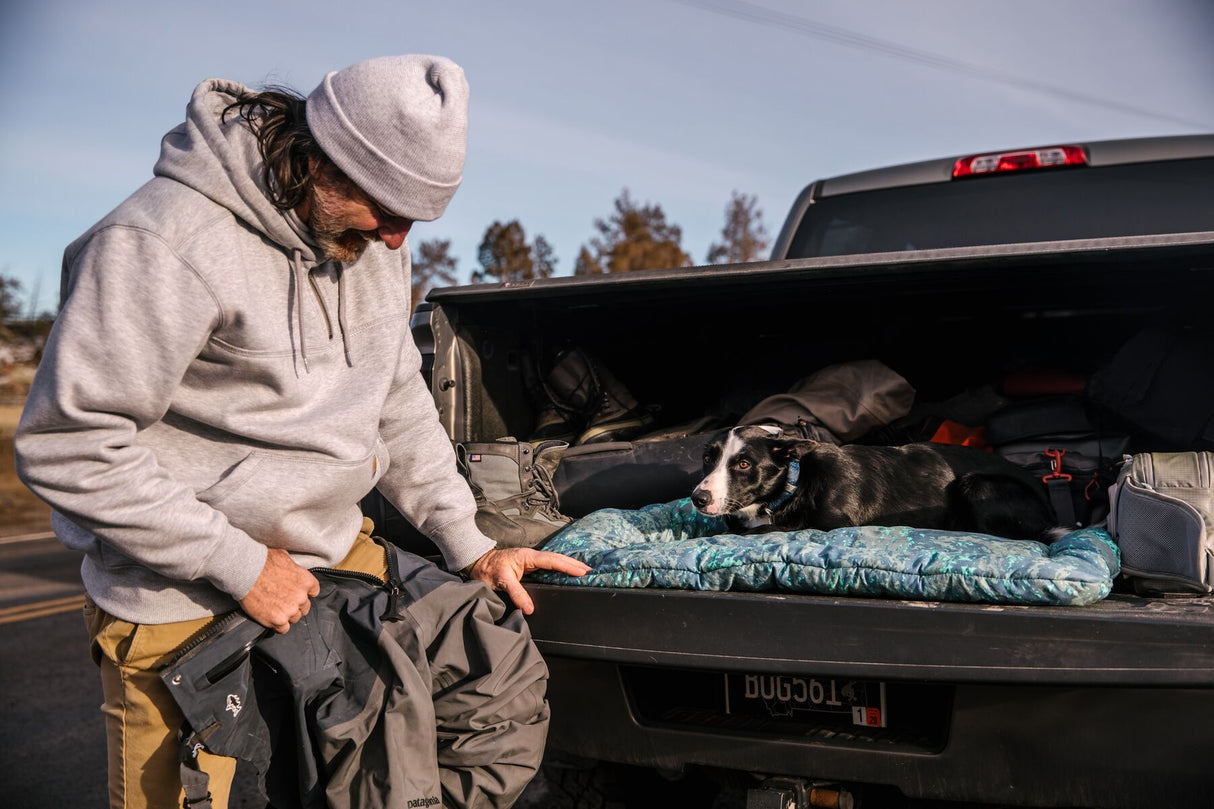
left=310, top=536, right=405, bottom=621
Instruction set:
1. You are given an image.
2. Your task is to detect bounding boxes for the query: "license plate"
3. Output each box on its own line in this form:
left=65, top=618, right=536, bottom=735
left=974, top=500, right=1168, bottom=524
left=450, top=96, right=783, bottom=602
left=725, top=673, right=887, bottom=728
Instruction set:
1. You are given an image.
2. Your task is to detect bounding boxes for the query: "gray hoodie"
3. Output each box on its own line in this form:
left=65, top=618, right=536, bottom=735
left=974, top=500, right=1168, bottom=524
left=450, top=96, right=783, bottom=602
left=14, top=78, right=495, bottom=624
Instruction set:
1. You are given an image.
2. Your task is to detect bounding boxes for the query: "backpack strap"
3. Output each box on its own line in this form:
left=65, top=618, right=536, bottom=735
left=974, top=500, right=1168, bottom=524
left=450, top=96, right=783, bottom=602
left=1042, top=448, right=1078, bottom=528
left=160, top=613, right=270, bottom=809
left=177, top=724, right=214, bottom=809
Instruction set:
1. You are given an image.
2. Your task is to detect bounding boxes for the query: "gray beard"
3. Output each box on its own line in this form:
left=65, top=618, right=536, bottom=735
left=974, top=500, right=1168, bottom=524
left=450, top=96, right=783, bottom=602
left=314, top=228, right=368, bottom=264
left=307, top=185, right=373, bottom=263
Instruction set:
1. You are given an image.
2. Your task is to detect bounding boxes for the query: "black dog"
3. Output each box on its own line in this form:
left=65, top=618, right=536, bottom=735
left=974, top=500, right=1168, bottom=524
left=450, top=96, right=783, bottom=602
left=691, top=425, right=1063, bottom=541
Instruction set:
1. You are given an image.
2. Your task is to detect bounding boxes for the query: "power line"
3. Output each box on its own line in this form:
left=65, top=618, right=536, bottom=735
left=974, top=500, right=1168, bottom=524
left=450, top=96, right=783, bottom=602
left=671, top=0, right=1213, bottom=131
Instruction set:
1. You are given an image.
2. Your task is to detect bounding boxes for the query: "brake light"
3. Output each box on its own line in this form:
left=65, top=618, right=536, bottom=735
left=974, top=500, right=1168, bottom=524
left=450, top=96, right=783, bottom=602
left=952, top=145, right=1087, bottom=178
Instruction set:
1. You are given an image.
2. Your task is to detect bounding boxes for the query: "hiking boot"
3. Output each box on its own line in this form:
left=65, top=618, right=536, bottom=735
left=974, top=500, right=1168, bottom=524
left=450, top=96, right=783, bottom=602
left=529, top=406, right=578, bottom=443
left=521, top=352, right=579, bottom=443
left=574, top=358, right=657, bottom=445
left=530, top=346, right=656, bottom=445
left=545, top=346, right=601, bottom=413
left=457, top=438, right=571, bottom=548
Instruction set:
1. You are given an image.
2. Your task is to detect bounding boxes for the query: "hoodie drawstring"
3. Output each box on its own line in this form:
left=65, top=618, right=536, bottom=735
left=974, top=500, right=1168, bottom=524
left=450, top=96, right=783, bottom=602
left=293, top=249, right=354, bottom=374
left=336, top=265, right=353, bottom=368
left=293, top=249, right=310, bottom=374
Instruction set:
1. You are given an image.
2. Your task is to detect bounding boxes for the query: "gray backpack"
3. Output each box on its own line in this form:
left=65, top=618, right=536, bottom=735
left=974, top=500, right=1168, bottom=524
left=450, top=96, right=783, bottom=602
left=1109, top=452, right=1214, bottom=595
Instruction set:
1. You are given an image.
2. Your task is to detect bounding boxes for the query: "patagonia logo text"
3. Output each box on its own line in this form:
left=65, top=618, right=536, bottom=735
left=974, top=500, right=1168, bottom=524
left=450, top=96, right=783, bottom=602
left=406, top=798, right=439, bottom=808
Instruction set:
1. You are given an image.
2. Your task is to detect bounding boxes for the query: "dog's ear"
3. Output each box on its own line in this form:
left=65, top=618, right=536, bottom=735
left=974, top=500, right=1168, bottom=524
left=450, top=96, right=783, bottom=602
left=768, top=438, right=802, bottom=462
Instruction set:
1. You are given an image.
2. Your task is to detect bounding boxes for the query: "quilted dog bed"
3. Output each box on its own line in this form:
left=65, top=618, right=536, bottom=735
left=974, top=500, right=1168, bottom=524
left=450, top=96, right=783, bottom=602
left=530, top=499, right=1120, bottom=606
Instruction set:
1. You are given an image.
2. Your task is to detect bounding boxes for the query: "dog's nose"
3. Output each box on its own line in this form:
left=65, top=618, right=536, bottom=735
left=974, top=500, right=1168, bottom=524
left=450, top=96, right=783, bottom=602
left=691, top=488, right=712, bottom=509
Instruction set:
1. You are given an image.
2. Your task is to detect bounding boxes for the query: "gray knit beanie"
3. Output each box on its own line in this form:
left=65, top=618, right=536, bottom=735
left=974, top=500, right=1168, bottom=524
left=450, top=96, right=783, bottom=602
left=306, top=55, right=469, bottom=222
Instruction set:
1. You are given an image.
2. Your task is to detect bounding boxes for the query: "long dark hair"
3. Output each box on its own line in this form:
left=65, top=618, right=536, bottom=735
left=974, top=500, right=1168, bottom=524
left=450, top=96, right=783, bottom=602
left=223, top=87, right=327, bottom=212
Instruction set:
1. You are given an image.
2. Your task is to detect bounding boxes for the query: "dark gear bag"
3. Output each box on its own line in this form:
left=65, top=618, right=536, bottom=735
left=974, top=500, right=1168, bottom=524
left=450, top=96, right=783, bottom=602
left=739, top=359, right=916, bottom=444
left=1086, top=326, right=1214, bottom=450
left=551, top=433, right=710, bottom=518
left=999, top=440, right=1126, bottom=529
left=1109, top=451, right=1214, bottom=595
left=988, top=396, right=1128, bottom=529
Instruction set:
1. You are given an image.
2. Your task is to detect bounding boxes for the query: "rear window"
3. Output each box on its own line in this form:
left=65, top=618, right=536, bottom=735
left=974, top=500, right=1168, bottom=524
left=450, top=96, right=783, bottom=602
left=788, top=158, right=1214, bottom=259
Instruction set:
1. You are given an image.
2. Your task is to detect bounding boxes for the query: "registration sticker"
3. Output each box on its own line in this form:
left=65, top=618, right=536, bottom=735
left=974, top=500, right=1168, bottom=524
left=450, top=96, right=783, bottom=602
left=725, top=673, right=887, bottom=728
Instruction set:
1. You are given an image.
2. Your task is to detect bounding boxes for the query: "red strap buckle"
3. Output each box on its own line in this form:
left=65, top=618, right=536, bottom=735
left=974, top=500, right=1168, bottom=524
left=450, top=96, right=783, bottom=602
left=1042, top=448, right=1073, bottom=482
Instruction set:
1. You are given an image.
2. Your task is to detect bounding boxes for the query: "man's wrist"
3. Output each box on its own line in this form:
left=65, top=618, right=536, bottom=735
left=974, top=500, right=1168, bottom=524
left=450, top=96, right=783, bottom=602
left=458, top=549, right=494, bottom=580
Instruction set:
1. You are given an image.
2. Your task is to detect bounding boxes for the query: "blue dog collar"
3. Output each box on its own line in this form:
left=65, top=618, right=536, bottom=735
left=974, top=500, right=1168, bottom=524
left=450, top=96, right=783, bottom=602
left=760, top=459, right=800, bottom=517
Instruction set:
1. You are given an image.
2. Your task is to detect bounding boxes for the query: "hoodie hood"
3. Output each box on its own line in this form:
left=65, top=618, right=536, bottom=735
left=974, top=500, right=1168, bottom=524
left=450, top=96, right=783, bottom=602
left=153, top=79, right=353, bottom=370
left=154, top=79, right=323, bottom=267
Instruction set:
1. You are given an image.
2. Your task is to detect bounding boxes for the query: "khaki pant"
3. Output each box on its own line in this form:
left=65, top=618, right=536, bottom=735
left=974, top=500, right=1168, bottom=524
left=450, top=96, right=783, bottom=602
left=86, top=518, right=388, bottom=809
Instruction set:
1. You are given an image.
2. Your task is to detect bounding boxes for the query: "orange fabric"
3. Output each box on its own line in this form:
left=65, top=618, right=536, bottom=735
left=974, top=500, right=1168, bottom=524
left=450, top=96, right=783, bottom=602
left=930, top=419, right=991, bottom=450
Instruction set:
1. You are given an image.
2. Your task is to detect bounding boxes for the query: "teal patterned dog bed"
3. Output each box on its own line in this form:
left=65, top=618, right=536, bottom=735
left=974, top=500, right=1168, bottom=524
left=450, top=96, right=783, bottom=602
left=531, top=499, right=1120, bottom=606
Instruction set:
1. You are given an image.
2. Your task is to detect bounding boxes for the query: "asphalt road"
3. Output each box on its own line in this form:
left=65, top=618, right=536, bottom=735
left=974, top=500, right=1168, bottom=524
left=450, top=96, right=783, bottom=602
left=0, top=534, right=108, bottom=806
left=0, top=536, right=272, bottom=807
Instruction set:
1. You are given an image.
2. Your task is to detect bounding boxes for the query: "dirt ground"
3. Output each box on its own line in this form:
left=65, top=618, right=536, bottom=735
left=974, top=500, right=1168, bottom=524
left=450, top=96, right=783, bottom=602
left=0, top=403, right=51, bottom=536
left=0, top=359, right=53, bottom=536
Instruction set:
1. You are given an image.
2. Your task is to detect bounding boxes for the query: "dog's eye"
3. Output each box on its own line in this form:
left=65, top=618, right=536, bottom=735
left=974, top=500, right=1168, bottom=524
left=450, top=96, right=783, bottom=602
left=736, top=460, right=751, bottom=470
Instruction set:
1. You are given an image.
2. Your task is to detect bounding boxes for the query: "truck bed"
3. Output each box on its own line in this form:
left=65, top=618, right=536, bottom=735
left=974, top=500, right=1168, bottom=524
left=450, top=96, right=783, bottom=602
left=411, top=218, right=1214, bottom=806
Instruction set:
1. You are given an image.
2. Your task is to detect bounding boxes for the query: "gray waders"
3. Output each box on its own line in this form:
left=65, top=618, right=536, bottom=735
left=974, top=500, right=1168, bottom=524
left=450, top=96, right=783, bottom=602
left=161, top=539, right=549, bottom=809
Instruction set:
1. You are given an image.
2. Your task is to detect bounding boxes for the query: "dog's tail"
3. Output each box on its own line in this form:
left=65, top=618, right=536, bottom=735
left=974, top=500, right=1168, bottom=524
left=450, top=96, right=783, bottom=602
left=1041, top=525, right=1076, bottom=543
left=947, top=472, right=1072, bottom=543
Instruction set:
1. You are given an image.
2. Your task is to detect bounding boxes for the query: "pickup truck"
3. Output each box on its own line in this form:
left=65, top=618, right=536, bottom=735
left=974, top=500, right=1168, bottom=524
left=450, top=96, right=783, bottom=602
left=381, top=133, right=1214, bottom=808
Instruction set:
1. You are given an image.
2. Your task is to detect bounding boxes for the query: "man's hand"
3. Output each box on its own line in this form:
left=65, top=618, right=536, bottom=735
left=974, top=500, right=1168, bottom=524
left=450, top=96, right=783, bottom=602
left=465, top=548, right=591, bottom=615
left=239, top=547, right=321, bottom=634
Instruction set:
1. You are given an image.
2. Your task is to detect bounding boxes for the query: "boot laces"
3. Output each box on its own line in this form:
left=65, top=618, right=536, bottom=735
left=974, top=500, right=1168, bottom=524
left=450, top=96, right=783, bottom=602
left=524, top=463, right=564, bottom=520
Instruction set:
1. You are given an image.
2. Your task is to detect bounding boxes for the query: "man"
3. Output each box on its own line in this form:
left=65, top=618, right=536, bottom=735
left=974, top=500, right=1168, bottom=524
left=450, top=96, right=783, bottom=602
left=15, top=54, right=589, bottom=808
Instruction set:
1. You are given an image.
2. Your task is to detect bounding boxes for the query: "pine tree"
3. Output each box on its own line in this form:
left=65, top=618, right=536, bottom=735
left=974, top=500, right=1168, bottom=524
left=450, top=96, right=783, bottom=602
left=582, top=189, right=691, bottom=273
left=706, top=191, right=769, bottom=264
left=573, top=246, right=603, bottom=276
left=533, top=235, right=557, bottom=279
left=410, top=239, right=458, bottom=310
left=0, top=271, right=24, bottom=323
left=474, top=220, right=558, bottom=283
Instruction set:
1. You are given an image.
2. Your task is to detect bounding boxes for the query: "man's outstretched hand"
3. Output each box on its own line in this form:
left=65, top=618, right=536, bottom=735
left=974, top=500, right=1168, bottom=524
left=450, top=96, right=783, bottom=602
left=466, top=548, right=591, bottom=614
left=240, top=547, right=321, bottom=633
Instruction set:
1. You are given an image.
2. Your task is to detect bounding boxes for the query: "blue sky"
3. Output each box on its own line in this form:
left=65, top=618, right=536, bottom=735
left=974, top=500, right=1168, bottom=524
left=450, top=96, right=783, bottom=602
left=2, top=0, right=1212, bottom=314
